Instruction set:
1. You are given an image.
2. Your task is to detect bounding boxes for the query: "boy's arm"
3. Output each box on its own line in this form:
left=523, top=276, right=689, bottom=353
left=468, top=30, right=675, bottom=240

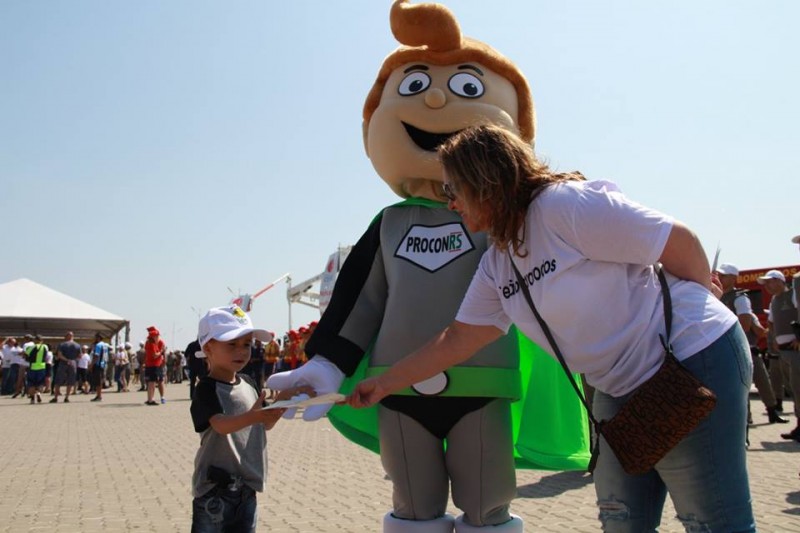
left=208, top=386, right=315, bottom=434
left=209, top=405, right=267, bottom=435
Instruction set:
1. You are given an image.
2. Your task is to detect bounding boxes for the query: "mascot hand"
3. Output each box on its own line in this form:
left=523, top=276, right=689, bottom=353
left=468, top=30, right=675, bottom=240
left=266, top=355, right=345, bottom=421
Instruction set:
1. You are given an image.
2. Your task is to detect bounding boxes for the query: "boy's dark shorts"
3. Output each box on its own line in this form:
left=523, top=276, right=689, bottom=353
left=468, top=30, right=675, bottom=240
left=26, top=369, right=47, bottom=388
left=145, top=366, right=164, bottom=383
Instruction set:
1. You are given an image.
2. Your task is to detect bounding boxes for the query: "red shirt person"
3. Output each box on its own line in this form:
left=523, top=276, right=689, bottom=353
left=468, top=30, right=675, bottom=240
left=143, top=326, right=167, bottom=405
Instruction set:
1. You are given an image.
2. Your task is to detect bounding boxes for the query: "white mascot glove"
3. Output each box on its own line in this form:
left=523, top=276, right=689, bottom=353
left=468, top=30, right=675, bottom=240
left=266, top=355, right=345, bottom=421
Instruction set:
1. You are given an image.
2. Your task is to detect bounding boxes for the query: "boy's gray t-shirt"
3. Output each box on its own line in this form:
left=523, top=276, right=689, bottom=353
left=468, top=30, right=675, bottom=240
left=190, top=374, right=267, bottom=497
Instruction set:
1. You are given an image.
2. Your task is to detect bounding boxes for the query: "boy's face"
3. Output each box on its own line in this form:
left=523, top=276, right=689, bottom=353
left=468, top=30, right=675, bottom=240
left=203, top=336, right=252, bottom=374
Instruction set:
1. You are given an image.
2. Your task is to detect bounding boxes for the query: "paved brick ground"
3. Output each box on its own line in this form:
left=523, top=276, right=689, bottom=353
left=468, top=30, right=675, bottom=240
left=0, top=385, right=798, bottom=532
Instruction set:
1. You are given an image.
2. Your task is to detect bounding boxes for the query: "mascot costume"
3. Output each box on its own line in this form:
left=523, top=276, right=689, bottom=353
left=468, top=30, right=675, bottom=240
left=268, top=2, right=589, bottom=531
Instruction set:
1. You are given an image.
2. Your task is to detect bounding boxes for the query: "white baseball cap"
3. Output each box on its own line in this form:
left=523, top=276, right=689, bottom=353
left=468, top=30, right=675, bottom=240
left=757, top=270, right=785, bottom=284
left=715, top=263, right=739, bottom=276
left=198, top=305, right=273, bottom=348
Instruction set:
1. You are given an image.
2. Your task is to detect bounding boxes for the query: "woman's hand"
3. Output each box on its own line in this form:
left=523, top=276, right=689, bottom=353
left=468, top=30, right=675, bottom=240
left=347, top=377, right=389, bottom=408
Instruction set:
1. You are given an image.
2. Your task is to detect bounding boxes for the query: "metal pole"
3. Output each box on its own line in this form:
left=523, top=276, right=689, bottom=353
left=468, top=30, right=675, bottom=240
left=286, top=275, right=292, bottom=332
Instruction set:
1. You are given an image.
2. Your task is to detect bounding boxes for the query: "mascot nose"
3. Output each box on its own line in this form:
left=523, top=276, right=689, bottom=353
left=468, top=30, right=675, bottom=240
left=425, top=88, right=447, bottom=109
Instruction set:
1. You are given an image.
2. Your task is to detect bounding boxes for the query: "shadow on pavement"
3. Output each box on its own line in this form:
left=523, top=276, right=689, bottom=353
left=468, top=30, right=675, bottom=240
left=516, top=471, right=593, bottom=499
left=753, top=441, right=800, bottom=453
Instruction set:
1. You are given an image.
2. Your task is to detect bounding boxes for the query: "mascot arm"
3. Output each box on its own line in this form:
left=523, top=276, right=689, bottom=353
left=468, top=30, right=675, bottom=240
left=304, top=213, right=387, bottom=377
left=266, top=355, right=345, bottom=421
left=268, top=213, right=387, bottom=420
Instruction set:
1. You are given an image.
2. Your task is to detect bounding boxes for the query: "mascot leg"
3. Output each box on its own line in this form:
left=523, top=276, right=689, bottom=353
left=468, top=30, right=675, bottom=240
left=454, top=514, right=523, bottom=532
left=378, top=407, right=450, bottom=519
left=447, top=400, right=518, bottom=526
left=384, top=512, right=456, bottom=533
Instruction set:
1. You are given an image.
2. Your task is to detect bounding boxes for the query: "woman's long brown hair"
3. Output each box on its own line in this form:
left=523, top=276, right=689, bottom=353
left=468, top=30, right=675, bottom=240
left=439, top=125, right=584, bottom=255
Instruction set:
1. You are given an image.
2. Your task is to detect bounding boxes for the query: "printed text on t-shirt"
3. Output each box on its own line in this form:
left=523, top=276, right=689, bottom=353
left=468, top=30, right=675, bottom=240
left=500, top=259, right=557, bottom=299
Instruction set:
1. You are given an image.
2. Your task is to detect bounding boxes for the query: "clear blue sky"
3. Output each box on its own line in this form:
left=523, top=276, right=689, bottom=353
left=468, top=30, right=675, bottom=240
left=2, top=1, right=798, bottom=349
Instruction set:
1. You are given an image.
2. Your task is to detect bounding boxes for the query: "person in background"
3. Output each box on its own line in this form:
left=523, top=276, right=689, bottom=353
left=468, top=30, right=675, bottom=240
left=716, top=263, right=788, bottom=425
left=76, top=345, right=91, bottom=395
left=760, top=269, right=800, bottom=442
left=263, top=335, right=280, bottom=400
left=90, top=333, right=109, bottom=402
left=135, top=341, right=147, bottom=391
left=185, top=338, right=206, bottom=400
left=1, top=337, right=20, bottom=395
left=144, top=326, right=167, bottom=405
left=348, top=124, right=756, bottom=532
left=124, top=342, right=134, bottom=387
left=130, top=342, right=141, bottom=389
left=244, top=338, right=266, bottom=391
left=12, top=334, right=34, bottom=398
left=24, top=335, right=49, bottom=404
left=114, top=345, right=129, bottom=392
left=52, top=331, right=81, bottom=403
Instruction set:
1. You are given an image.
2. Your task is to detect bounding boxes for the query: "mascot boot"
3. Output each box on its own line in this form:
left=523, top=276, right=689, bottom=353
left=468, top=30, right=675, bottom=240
left=385, top=512, right=456, bottom=533
left=455, top=514, right=523, bottom=533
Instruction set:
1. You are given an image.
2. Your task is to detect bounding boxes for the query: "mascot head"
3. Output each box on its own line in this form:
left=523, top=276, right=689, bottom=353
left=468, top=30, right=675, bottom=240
left=363, top=0, right=535, bottom=200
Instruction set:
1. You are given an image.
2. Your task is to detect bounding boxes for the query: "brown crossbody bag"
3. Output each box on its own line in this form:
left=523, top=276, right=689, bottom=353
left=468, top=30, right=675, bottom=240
left=508, top=254, right=717, bottom=475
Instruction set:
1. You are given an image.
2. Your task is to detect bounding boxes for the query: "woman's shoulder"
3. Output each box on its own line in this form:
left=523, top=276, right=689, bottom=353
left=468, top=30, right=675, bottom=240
left=542, top=179, right=620, bottom=199
left=535, top=179, right=622, bottom=213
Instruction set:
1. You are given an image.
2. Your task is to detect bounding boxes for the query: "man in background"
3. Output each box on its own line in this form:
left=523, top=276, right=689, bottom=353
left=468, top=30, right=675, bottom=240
left=52, top=331, right=81, bottom=403
left=717, top=263, right=787, bottom=425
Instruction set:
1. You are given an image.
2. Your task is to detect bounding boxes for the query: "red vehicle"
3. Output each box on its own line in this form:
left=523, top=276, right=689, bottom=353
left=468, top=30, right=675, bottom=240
left=733, top=264, right=800, bottom=317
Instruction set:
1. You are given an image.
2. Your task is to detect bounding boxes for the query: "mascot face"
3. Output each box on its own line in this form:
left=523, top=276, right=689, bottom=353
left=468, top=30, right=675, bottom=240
left=365, top=62, right=520, bottom=200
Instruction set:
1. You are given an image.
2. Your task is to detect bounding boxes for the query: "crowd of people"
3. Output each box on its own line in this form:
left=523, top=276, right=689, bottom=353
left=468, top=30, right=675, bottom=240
left=0, top=320, right=320, bottom=405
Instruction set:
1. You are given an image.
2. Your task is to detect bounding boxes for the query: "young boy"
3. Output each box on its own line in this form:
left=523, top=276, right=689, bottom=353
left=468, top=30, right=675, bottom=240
left=190, top=305, right=312, bottom=532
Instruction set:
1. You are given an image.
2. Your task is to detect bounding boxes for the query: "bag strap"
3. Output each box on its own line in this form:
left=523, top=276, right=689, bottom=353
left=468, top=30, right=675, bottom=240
left=507, top=251, right=673, bottom=469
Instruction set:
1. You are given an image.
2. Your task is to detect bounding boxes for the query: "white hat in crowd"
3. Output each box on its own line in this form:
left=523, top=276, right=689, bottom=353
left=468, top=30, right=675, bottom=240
left=198, top=305, right=273, bottom=348
left=757, top=270, right=785, bottom=284
left=715, top=263, right=739, bottom=276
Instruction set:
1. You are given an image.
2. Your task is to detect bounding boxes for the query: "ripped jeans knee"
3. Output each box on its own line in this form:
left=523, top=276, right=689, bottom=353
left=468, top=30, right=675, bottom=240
left=674, top=514, right=712, bottom=532
left=597, top=497, right=632, bottom=531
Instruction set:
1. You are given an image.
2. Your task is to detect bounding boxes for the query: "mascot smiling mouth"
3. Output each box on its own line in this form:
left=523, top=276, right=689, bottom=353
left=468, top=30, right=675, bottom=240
left=402, top=122, right=460, bottom=152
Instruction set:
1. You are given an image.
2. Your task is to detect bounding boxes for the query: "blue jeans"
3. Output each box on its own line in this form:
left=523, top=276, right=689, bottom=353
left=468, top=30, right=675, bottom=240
left=593, top=325, right=755, bottom=532
left=191, top=485, right=257, bottom=533
left=1, top=365, right=17, bottom=395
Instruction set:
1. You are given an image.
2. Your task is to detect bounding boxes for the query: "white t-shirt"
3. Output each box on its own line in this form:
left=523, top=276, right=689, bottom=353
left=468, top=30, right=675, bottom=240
left=77, top=353, right=91, bottom=369
left=733, top=293, right=753, bottom=315
left=1, top=346, right=20, bottom=368
left=456, top=180, right=737, bottom=397
left=18, top=342, right=33, bottom=368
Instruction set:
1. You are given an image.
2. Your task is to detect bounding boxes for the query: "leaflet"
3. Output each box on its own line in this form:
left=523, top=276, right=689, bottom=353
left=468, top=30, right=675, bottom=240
left=262, top=392, right=346, bottom=410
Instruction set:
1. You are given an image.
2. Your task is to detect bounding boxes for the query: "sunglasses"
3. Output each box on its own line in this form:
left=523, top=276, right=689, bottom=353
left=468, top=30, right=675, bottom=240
left=442, top=182, right=456, bottom=201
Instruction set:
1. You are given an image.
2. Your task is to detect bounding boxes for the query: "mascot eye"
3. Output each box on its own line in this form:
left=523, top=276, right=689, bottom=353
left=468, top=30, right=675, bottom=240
left=448, top=72, right=484, bottom=98
left=398, top=72, right=431, bottom=96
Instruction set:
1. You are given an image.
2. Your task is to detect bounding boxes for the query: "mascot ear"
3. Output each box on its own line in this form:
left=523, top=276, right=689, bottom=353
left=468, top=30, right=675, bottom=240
left=362, top=120, right=370, bottom=158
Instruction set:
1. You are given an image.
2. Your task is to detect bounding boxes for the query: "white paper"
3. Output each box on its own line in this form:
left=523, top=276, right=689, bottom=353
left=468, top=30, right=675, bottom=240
left=262, top=392, right=346, bottom=410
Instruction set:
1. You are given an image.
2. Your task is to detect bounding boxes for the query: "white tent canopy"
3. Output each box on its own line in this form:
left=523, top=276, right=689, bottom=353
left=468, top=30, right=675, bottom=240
left=0, top=278, right=129, bottom=342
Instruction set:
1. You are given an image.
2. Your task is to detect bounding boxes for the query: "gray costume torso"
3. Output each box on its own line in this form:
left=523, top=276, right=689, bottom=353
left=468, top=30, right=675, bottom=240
left=306, top=202, right=518, bottom=524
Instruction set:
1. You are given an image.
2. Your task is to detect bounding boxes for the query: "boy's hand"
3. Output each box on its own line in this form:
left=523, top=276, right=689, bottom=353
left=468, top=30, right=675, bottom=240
left=266, top=356, right=343, bottom=421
